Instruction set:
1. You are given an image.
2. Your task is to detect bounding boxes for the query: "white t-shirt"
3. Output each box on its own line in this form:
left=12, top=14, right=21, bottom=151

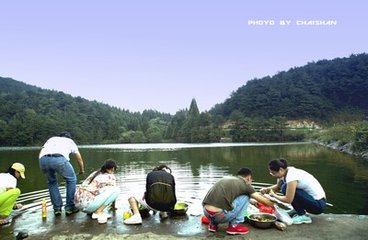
left=0, top=173, right=17, bottom=194
left=284, top=167, right=326, bottom=200
left=39, top=136, right=79, bottom=160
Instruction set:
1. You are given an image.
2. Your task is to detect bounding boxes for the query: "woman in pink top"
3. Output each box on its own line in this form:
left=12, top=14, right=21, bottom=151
left=75, top=159, right=120, bottom=224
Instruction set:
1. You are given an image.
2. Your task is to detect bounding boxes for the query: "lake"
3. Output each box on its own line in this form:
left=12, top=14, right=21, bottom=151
left=1, top=142, right=368, bottom=215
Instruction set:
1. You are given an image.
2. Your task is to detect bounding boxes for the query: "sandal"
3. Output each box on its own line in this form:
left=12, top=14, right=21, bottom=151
left=13, top=203, right=23, bottom=210
left=0, top=218, right=10, bottom=226
left=16, top=231, right=29, bottom=239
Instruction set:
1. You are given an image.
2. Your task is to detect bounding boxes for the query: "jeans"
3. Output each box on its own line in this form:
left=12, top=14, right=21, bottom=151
left=280, top=180, right=326, bottom=215
left=83, top=187, right=120, bottom=213
left=39, top=156, right=77, bottom=211
left=203, top=195, right=249, bottom=226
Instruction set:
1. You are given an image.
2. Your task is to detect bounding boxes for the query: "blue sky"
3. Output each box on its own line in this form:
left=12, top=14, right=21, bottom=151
left=1, top=1, right=367, bottom=114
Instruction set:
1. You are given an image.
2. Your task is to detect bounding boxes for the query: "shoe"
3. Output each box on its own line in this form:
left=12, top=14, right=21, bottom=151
left=97, top=213, right=112, bottom=224
left=92, top=212, right=111, bottom=220
left=226, top=224, right=249, bottom=235
left=208, top=223, right=218, bottom=232
left=0, top=218, right=10, bottom=226
left=15, top=231, right=28, bottom=240
left=65, top=207, right=79, bottom=216
left=54, top=209, right=62, bottom=216
left=288, top=209, right=298, bottom=217
left=292, top=214, right=312, bottom=224
left=123, top=214, right=142, bottom=225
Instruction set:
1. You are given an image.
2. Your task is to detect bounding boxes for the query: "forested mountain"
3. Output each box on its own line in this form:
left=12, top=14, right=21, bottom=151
left=0, top=77, right=171, bottom=146
left=1, top=53, right=368, bottom=146
left=213, top=53, right=368, bottom=121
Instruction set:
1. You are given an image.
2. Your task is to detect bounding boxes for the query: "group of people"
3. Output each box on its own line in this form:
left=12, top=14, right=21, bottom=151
left=202, top=158, right=326, bottom=235
left=1, top=131, right=178, bottom=226
left=1, top=131, right=326, bottom=236
left=38, top=131, right=178, bottom=225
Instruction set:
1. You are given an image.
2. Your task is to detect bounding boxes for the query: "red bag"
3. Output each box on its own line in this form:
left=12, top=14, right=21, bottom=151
left=257, top=202, right=275, bottom=214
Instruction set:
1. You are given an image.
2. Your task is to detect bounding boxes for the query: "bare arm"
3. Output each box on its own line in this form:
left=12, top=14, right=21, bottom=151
left=269, top=180, right=297, bottom=204
left=250, top=192, right=275, bottom=207
left=260, top=179, right=281, bottom=194
left=74, top=152, right=85, bottom=175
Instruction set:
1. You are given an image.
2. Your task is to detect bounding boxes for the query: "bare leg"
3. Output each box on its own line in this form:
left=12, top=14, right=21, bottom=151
left=128, top=197, right=140, bottom=215
left=124, top=197, right=143, bottom=224
left=94, top=205, right=107, bottom=215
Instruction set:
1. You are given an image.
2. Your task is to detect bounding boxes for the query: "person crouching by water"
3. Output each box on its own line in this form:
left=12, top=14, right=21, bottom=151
left=260, top=158, right=326, bottom=225
left=202, top=167, right=274, bottom=235
left=124, top=164, right=177, bottom=225
left=74, top=159, right=120, bottom=224
left=0, top=163, right=26, bottom=226
left=39, top=131, right=85, bottom=216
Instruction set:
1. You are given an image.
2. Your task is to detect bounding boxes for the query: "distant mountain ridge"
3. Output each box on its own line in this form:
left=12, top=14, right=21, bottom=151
left=0, top=76, right=171, bottom=146
left=1, top=53, right=368, bottom=146
left=214, top=53, right=368, bottom=120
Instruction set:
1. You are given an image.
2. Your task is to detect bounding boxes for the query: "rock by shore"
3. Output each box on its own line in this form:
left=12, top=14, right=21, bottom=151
left=313, top=140, right=368, bottom=160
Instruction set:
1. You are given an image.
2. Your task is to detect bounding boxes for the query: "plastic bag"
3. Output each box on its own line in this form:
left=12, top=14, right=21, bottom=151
left=244, top=204, right=259, bottom=218
left=274, top=205, right=293, bottom=225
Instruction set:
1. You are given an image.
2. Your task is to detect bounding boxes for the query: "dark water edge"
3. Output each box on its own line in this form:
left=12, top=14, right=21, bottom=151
left=313, top=140, right=368, bottom=161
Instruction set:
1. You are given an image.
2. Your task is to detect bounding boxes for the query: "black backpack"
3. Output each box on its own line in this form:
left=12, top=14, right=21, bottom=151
left=145, top=170, right=177, bottom=211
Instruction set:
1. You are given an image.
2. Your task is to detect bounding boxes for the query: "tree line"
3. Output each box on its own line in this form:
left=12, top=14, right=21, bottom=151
left=1, top=53, right=368, bottom=147
left=213, top=53, right=368, bottom=122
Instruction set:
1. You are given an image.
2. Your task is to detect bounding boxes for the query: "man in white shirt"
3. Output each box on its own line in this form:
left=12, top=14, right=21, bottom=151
left=39, top=131, right=84, bottom=216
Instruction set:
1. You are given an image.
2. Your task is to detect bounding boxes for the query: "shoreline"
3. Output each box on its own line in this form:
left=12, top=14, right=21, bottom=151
left=312, top=140, right=368, bottom=160
left=2, top=213, right=368, bottom=240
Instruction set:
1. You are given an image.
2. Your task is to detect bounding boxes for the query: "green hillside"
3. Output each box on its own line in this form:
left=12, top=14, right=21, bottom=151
left=0, top=77, right=171, bottom=146
left=1, top=53, right=368, bottom=146
left=214, top=53, right=368, bottom=121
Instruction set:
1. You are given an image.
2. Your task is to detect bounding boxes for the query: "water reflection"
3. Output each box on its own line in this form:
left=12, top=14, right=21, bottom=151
left=112, top=160, right=229, bottom=215
left=1, top=143, right=368, bottom=215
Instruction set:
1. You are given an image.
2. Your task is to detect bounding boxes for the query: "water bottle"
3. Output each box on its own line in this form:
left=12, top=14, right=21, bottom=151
left=42, top=198, right=47, bottom=218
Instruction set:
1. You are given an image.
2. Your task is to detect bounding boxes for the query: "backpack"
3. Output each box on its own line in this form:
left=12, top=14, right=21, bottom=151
left=145, top=170, right=177, bottom=211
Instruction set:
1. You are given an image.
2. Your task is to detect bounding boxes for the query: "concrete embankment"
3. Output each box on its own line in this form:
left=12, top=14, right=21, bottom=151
left=3, top=212, right=368, bottom=240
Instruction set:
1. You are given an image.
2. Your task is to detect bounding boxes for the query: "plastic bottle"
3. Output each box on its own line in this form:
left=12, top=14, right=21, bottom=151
left=42, top=198, right=47, bottom=218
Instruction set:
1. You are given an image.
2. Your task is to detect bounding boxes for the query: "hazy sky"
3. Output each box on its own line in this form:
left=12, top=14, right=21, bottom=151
left=1, top=1, right=367, bottom=114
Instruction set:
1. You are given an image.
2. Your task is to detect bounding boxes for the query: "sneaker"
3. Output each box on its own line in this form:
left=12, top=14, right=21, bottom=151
left=92, top=212, right=111, bottom=220
left=65, top=207, right=79, bottom=216
left=54, top=209, right=62, bottom=216
left=226, top=224, right=249, bottom=235
left=208, top=224, right=218, bottom=232
left=288, top=209, right=298, bottom=217
left=123, top=214, right=142, bottom=225
left=97, top=213, right=112, bottom=224
left=292, top=214, right=312, bottom=224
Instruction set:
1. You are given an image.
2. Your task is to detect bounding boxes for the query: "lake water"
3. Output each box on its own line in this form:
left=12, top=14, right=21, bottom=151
left=1, top=142, right=368, bottom=215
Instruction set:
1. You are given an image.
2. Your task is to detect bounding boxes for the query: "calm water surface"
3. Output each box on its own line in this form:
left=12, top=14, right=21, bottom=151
left=1, top=142, right=368, bottom=215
